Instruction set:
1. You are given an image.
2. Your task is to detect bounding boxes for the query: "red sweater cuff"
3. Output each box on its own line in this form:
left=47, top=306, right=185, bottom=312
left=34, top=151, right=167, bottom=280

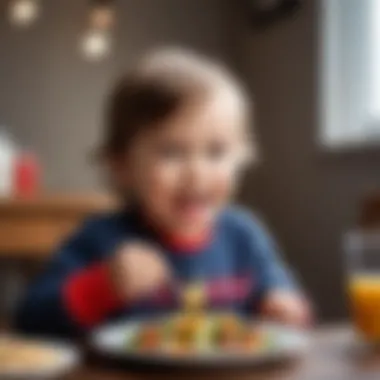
left=63, top=263, right=124, bottom=327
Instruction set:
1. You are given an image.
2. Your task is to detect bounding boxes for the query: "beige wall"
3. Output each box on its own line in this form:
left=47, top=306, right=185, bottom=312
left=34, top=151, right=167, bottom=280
left=0, top=0, right=233, bottom=190
left=238, top=0, right=380, bottom=320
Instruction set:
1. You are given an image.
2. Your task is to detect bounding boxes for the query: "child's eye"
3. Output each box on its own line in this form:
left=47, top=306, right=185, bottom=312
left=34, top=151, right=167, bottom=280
left=206, top=142, right=229, bottom=160
left=157, top=143, right=185, bottom=160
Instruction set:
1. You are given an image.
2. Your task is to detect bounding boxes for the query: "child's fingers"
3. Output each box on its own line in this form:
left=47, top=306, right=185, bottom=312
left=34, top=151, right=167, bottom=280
left=143, top=246, right=172, bottom=283
left=261, top=291, right=313, bottom=328
left=109, top=241, right=172, bottom=300
left=300, top=300, right=315, bottom=328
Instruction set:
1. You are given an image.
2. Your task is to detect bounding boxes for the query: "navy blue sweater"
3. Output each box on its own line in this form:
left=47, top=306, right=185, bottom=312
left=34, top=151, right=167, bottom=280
left=15, top=207, right=295, bottom=337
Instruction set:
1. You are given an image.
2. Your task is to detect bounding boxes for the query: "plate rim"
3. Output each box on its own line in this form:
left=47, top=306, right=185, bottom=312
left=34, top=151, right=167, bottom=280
left=90, top=317, right=310, bottom=367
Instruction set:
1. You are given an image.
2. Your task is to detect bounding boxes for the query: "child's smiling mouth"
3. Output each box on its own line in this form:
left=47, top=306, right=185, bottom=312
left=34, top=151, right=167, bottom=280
left=173, top=192, right=213, bottom=221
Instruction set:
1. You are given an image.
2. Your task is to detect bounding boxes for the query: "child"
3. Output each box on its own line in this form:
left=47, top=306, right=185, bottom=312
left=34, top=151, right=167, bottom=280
left=15, top=49, right=311, bottom=337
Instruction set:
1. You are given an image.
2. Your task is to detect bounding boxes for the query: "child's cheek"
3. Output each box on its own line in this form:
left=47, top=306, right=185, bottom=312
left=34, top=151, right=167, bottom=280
left=145, top=161, right=181, bottom=201
left=212, top=167, right=237, bottom=204
left=155, top=162, right=181, bottom=189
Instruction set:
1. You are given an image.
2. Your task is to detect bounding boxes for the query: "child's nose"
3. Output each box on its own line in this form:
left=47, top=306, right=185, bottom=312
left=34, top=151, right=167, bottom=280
left=184, top=158, right=209, bottom=185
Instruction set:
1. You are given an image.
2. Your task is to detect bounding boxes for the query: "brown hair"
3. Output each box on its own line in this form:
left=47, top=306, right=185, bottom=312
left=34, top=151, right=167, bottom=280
left=101, top=48, right=252, bottom=161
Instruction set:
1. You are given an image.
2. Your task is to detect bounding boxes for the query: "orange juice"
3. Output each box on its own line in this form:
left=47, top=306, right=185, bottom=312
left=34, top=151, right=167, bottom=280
left=349, top=274, right=380, bottom=342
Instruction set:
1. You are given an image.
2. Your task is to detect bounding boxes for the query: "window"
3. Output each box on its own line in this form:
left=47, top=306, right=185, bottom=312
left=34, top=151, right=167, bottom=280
left=320, top=0, right=380, bottom=148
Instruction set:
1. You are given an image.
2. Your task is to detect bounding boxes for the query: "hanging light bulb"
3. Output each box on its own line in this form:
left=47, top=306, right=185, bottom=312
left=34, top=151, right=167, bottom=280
left=81, top=29, right=112, bottom=61
left=8, top=0, right=41, bottom=28
left=89, top=0, right=115, bottom=30
left=80, top=0, right=115, bottom=61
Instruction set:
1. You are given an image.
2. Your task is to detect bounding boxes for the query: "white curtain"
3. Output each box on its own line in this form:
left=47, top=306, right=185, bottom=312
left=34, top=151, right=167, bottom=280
left=321, top=0, right=380, bottom=148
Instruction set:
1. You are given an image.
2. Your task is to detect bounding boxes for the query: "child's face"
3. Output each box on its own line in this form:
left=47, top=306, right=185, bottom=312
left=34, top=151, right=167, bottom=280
left=119, top=96, right=246, bottom=236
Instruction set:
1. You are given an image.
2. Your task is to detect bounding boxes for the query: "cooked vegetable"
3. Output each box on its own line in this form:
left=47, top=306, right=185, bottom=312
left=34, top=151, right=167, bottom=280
left=132, top=324, right=161, bottom=351
left=182, top=283, right=206, bottom=311
left=129, top=313, right=269, bottom=354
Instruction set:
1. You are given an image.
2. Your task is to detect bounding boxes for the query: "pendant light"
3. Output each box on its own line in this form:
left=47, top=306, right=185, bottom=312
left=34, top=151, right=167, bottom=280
left=80, top=0, right=115, bottom=62
left=8, top=0, right=41, bottom=28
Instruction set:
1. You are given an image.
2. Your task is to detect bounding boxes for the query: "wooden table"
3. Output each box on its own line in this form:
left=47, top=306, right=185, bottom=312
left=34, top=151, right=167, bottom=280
left=68, top=326, right=380, bottom=380
left=0, top=193, right=114, bottom=259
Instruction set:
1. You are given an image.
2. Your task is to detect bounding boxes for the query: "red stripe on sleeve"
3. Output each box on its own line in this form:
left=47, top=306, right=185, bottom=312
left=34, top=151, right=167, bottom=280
left=63, top=263, right=124, bottom=327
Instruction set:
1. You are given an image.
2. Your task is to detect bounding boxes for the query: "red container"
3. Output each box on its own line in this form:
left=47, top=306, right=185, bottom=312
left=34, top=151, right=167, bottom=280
left=14, top=152, right=40, bottom=197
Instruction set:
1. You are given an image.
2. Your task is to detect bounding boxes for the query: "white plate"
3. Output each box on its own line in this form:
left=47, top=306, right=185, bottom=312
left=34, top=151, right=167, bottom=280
left=91, top=318, right=310, bottom=368
left=0, top=336, right=80, bottom=379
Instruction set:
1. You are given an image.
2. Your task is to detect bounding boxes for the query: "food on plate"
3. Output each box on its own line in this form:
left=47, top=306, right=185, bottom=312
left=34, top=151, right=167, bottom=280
left=182, top=283, right=206, bottom=311
left=0, top=336, right=62, bottom=373
left=213, top=314, right=246, bottom=348
left=134, top=324, right=162, bottom=352
left=128, top=282, right=272, bottom=356
left=128, top=313, right=270, bottom=355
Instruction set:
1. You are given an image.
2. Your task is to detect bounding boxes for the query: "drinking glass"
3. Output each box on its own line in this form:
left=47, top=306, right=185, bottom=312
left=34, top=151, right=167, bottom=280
left=345, top=231, right=380, bottom=343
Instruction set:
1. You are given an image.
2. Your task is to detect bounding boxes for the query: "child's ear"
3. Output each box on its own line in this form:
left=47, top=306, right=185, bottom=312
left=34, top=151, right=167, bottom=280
left=102, top=154, right=131, bottom=194
left=237, top=140, right=260, bottom=170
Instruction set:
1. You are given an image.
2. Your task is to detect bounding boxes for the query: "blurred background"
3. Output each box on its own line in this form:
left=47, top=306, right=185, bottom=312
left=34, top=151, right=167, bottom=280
left=0, top=0, right=380, bottom=324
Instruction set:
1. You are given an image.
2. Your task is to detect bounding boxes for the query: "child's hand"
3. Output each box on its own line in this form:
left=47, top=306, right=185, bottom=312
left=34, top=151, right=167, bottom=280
left=108, top=242, right=171, bottom=302
left=261, top=290, right=313, bottom=327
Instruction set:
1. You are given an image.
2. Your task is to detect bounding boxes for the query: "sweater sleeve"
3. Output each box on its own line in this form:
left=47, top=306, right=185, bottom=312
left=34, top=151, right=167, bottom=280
left=14, top=218, right=123, bottom=337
